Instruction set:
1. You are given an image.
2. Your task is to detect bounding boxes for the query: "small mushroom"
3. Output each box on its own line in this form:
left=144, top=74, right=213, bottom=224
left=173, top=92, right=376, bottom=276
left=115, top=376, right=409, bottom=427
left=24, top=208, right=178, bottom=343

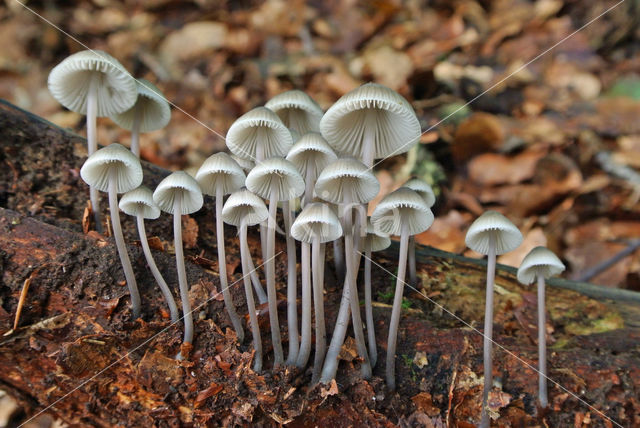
left=246, top=157, right=305, bottom=366
left=119, top=186, right=179, bottom=322
left=291, top=202, right=343, bottom=376
left=517, top=246, right=565, bottom=409
left=465, top=210, right=522, bottom=428
left=111, top=79, right=171, bottom=158
left=361, top=218, right=391, bottom=368
left=222, top=188, right=269, bottom=372
left=265, top=90, right=323, bottom=135
left=49, top=50, right=137, bottom=231
left=80, top=143, right=143, bottom=317
left=153, top=171, right=204, bottom=353
left=371, top=187, right=434, bottom=390
left=403, top=178, right=436, bottom=286
left=196, top=153, right=251, bottom=342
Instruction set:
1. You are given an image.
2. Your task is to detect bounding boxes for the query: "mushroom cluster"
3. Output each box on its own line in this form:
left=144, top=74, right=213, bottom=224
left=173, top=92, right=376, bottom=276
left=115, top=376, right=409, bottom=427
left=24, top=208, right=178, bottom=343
left=51, top=50, right=564, bottom=423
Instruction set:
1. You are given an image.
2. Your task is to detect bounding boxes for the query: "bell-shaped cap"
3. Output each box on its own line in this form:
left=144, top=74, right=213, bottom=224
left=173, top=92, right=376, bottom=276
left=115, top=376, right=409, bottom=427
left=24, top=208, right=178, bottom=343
left=196, top=152, right=246, bottom=197
left=319, top=83, right=421, bottom=163
left=230, top=154, right=254, bottom=174
left=371, top=187, right=434, bottom=236
left=314, top=157, right=380, bottom=204
left=111, top=79, right=171, bottom=132
left=265, top=90, right=323, bottom=135
left=222, top=188, right=268, bottom=227
left=245, top=157, right=305, bottom=202
left=517, top=246, right=565, bottom=285
left=286, top=132, right=337, bottom=178
left=153, top=171, right=203, bottom=215
left=364, top=218, right=391, bottom=252
left=80, top=143, right=142, bottom=193
left=291, top=202, right=343, bottom=244
left=225, top=107, right=293, bottom=161
left=48, top=50, right=137, bottom=117
left=119, top=186, right=161, bottom=219
left=465, top=210, right=523, bottom=255
left=404, top=177, right=436, bottom=207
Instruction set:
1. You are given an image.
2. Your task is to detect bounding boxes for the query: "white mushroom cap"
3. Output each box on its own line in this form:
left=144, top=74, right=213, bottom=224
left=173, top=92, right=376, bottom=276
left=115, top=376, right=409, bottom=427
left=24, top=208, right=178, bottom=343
left=291, top=202, right=343, bottom=244
left=465, top=210, right=523, bottom=255
left=364, top=218, right=391, bottom=252
left=517, top=246, right=565, bottom=284
left=319, top=83, right=421, bottom=161
left=80, top=143, right=143, bottom=193
left=245, top=157, right=305, bottom=202
left=225, top=107, right=293, bottom=160
left=230, top=154, right=255, bottom=173
left=371, top=187, right=434, bottom=236
left=153, top=171, right=203, bottom=215
left=48, top=50, right=137, bottom=117
left=195, top=152, right=246, bottom=197
left=265, top=90, right=323, bottom=134
left=119, top=185, right=161, bottom=219
left=222, top=188, right=269, bottom=227
left=403, top=178, right=436, bottom=207
left=314, top=157, right=380, bottom=204
left=286, top=132, right=338, bottom=178
left=111, top=79, right=171, bottom=132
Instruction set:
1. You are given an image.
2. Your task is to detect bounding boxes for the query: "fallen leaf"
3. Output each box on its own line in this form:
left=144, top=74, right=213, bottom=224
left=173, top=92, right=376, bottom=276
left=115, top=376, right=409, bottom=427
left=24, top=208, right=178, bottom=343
left=194, top=383, right=223, bottom=408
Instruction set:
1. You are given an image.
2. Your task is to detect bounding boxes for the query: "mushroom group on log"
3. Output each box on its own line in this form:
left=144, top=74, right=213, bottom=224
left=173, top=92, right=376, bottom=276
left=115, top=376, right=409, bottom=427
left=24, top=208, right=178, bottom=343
left=1, top=100, right=640, bottom=426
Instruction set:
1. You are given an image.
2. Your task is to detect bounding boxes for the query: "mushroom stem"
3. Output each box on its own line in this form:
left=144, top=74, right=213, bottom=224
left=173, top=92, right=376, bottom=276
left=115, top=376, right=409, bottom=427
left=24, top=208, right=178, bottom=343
left=240, top=220, right=263, bottom=372
left=361, top=119, right=375, bottom=168
left=333, top=239, right=345, bottom=280
left=364, top=238, right=377, bottom=368
left=131, top=106, right=142, bottom=158
left=480, top=234, right=497, bottom=428
left=108, top=169, right=141, bottom=318
left=311, top=236, right=326, bottom=383
left=303, top=164, right=315, bottom=207
left=296, top=240, right=312, bottom=367
left=173, top=193, right=194, bottom=347
left=408, top=236, right=417, bottom=286
left=386, top=221, right=410, bottom=390
left=267, top=183, right=284, bottom=366
left=283, top=200, right=299, bottom=365
left=537, top=274, right=548, bottom=408
left=246, top=252, right=268, bottom=304
left=86, top=77, right=102, bottom=233
left=136, top=212, right=178, bottom=322
left=216, top=187, right=244, bottom=342
left=319, top=275, right=351, bottom=383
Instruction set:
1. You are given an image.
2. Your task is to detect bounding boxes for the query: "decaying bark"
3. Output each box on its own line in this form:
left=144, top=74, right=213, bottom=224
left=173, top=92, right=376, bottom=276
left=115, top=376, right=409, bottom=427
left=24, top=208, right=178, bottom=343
left=1, top=100, right=639, bottom=427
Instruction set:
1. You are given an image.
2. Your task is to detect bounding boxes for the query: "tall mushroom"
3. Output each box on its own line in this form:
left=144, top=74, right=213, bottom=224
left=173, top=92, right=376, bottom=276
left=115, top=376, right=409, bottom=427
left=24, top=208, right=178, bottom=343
left=403, top=178, right=436, bottom=286
left=119, top=186, right=179, bottom=322
left=316, top=157, right=379, bottom=381
left=245, top=157, right=305, bottom=366
left=371, top=187, right=434, bottom=390
left=153, top=171, right=204, bottom=354
left=80, top=143, right=143, bottom=317
left=361, top=218, right=391, bottom=368
left=265, top=90, right=323, bottom=135
left=517, top=246, right=565, bottom=409
left=111, top=79, right=171, bottom=158
left=291, top=202, right=343, bottom=380
left=465, top=211, right=522, bottom=427
left=222, top=188, right=269, bottom=372
left=196, top=152, right=249, bottom=342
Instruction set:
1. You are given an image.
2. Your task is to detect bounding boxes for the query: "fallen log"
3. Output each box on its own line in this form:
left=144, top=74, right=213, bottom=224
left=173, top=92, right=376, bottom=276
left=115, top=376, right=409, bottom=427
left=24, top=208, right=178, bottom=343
left=1, top=100, right=639, bottom=427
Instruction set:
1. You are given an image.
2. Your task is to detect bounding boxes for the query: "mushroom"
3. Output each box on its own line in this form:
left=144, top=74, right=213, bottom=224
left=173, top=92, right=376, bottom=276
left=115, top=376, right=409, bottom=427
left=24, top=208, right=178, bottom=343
left=49, top=50, right=137, bottom=231
left=517, top=246, right=565, bottom=409
left=245, top=157, right=305, bottom=366
left=222, top=188, right=269, bottom=372
left=291, top=202, right=343, bottom=375
left=465, top=210, right=523, bottom=427
left=153, top=171, right=204, bottom=353
left=119, top=186, right=179, bottom=322
left=80, top=143, right=143, bottom=317
left=371, top=187, right=434, bottom=390
left=403, top=178, right=436, bottom=286
left=111, top=79, right=171, bottom=158
left=196, top=152, right=250, bottom=342
left=361, top=218, right=391, bottom=368
left=316, top=157, right=380, bottom=381
left=265, top=90, right=323, bottom=135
